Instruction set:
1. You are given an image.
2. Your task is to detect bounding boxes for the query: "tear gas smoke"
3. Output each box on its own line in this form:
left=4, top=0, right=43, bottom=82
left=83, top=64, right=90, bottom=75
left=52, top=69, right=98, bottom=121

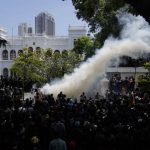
left=41, top=12, right=150, bottom=97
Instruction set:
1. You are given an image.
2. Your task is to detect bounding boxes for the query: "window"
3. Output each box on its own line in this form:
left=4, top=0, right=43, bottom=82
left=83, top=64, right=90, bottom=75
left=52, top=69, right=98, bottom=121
left=36, top=47, right=41, bottom=54
left=36, top=47, right=41, bottom=50
left=2, top=50, right=8, bottom=60
left=18, top=49, right=23, bottom=55
left=10, top=50, right=16, bottom=60
left=28, top=47, right=33, bottom=53
left=74, top=39, right=77, bottom=45
left=54, top=49, right=60, bottom=53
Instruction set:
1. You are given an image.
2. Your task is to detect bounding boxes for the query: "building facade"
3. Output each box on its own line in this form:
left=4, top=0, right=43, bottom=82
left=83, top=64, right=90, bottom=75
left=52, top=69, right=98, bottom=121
left=0, top=26, right=148, bottom=79
left=35, top=12, right=55, bottom=36
left=0, top=26, right=87, bottom=76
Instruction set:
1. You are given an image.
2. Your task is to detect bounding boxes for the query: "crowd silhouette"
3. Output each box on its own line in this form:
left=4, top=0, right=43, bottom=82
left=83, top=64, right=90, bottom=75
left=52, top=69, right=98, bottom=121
left=0, top=75, right=150, bottom=150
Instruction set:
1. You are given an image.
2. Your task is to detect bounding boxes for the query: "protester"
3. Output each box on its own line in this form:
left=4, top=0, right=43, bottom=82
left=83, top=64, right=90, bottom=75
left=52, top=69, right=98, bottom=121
left=0, top=75, right=149, bottom=150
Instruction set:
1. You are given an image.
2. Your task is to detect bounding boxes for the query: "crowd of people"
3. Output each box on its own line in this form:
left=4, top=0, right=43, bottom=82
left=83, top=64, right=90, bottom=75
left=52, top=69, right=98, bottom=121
left=109, top=74, right=136, bottom=95
left=0, top=75, right=150, bottom=150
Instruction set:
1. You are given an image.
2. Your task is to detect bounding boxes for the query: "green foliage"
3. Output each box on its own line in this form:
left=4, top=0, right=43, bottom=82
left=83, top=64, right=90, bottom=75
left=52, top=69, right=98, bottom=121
left=73, top=0, right=124, bottom=29
left=72, top=0, right=133, bottom=45
left=138, top=76, right=150, bottom=93
left=45, top=48, right=53, bottom=58
left=44, top=49, right=81, bottom=80
left=11, top=48, right=47, bottom=83
left=144, top=62, right=150, bottom=72
left=138, top=62, right=150, bottom=93
left=11, top=48, right=82, bottom=84
left=73, top=36, right=96, bottom=60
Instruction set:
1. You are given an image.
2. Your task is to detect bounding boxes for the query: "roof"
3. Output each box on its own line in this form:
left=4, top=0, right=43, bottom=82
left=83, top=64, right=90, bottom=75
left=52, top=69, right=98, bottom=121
left=68, top=26, right=86, bottom=31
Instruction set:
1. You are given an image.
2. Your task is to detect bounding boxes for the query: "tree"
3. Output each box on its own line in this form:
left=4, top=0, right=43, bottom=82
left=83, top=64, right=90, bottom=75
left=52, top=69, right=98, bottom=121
left=144, top=62, right=150, bottom=72
left=62, top=0, right=150, bottom=45
left=138, top=62, right=150, bottom=93
left=71, top=0, right=134, bottom=45
left=11, top=48, right=47, bottom=88
left=73, top=36, right=95, bottom=60
left=61, top=50, right=69, bottom=75
left=11, top=48, right=82, bottom=87
left=64, top=50, right=81, bottom=72
left=51, top=50, right=62, bottom=78
left=44, top=49, right=81, bottom=79
left=45, top=48, right=53, bottom=58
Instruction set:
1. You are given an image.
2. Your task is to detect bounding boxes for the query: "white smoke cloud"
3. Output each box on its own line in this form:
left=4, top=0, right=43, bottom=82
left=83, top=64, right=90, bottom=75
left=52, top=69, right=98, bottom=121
left=41, top=12, right=150, bottom=98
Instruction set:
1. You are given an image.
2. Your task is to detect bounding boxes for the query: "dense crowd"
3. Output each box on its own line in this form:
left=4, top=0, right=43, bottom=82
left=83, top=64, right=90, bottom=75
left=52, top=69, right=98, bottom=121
left=0, top=75, right=150, bottom=150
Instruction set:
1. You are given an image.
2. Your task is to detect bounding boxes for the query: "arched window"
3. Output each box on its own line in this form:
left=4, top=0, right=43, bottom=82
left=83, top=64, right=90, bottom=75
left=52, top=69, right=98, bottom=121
left=18, top=49, right=23, bottom=55
left=62, top=50, right=68, bottom=58
left=45, top=48, right=52, bottom=57
left=36, top=47, right=41, bottom=54
left=74, top=39, right=77, bottom=45
left=54, top=50, right=60, bottom=53
left=2, top=49, right=8, bottom=60
left=10, top=50, right=16, bottom=60
left=3, top=68, right=9, bottom=77
left=36, top=47, right=41, bottom=51
left=28, top=47, right=33, bottom=53
left=36, top=47, right=40, bottom=50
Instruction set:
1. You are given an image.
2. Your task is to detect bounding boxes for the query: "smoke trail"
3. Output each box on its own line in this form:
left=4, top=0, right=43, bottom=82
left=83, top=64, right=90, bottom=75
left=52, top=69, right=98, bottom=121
left=41, top=12, right=150, bottom=97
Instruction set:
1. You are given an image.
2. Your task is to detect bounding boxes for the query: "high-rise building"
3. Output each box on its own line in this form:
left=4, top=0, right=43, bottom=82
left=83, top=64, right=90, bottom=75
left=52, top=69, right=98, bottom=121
left=35, top=12, right=55, bottom=36
left=18, top=23, right=33, bottom=36
left=28, top=27, right=33, bottom=36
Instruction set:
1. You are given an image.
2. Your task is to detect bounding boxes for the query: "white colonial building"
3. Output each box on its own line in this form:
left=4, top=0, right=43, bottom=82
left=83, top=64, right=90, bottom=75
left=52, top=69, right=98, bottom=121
left=0, top=26, right=87, bottom=76
left=0, top=26, right=148, bottom=79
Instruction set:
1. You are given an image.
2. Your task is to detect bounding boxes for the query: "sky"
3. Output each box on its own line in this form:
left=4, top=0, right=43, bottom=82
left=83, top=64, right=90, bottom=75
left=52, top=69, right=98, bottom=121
left=0, top=0, right=87, bottom=36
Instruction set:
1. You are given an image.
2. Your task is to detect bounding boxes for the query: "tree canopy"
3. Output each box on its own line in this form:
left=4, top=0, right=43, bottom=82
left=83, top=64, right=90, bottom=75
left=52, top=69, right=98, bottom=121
left=72, top=0, right=133, bottom=45
left=138, top=62, right=150, bottom=93
left=11, top=48, right=81, bottom=86
left=11, top=48, right=46, bottom=83
left=73, top=36, right=96, bottom=60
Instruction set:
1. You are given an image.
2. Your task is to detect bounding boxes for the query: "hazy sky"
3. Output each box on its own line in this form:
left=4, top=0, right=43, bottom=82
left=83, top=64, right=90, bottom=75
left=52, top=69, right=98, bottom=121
left=0, top=0, right=87, bottom=36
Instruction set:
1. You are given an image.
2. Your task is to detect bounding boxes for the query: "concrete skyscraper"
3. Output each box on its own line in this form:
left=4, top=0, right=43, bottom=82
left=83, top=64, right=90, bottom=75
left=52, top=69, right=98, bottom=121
left=35, top=12, right=55, bottom=36
left=18, top=23, right=33, bottom=36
